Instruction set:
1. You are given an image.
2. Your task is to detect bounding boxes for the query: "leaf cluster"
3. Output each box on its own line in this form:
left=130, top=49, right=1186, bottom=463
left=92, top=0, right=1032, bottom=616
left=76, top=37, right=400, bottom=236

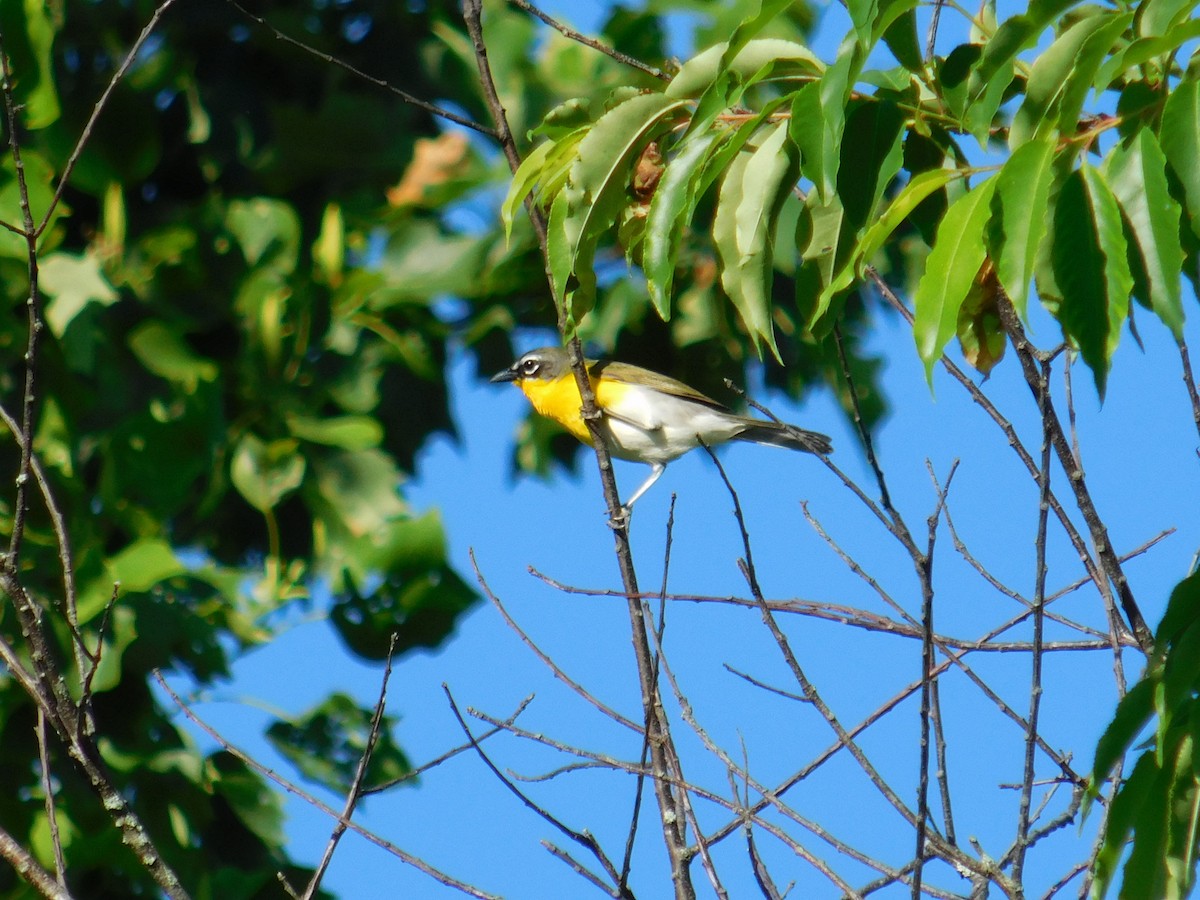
left=507, top=0, right=1198, bottom=396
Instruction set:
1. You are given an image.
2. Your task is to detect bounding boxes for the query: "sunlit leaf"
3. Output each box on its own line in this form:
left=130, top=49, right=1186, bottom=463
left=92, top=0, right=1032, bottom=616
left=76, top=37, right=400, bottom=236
left=128, top=321, right=219, bottom=392
left=913, top=178, right=997, bottom=383
left=231, top=434, right=306, bottom=513
left=286, top=414, right=383, bottom=451
left=226, top=198, right=301, bottom=273
left=714, top=120, right=797, bottom=358
left=988, top=137, right=1055, bottom=317
left=1104, top=128, right=1185, bottom=338
left=557, top=92, right=687, bottom=316
left=644, top=130, right=724, bottom=319
left=40, top=250, right=119, bottom=336
left=1161, top=77, right=1200, bottom=238
left=964, top=0, right=1084, bottom=140
left=1008, top=10, right=1131, bottom=150
left=666, top=38, right=823, bottom=100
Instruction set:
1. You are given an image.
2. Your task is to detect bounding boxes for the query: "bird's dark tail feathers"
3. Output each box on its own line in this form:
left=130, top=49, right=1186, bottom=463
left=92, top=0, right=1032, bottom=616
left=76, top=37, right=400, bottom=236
left=735, top=420, right=832, bottom=455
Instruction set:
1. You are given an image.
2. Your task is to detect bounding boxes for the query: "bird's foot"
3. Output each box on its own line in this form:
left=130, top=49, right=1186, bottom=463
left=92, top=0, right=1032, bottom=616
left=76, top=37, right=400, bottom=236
left=607, top=505, right=632, bottom=532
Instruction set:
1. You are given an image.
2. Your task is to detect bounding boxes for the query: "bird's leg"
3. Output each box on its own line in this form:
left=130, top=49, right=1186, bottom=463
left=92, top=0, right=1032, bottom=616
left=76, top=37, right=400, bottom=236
left=622, top=463, right=665, bottom=511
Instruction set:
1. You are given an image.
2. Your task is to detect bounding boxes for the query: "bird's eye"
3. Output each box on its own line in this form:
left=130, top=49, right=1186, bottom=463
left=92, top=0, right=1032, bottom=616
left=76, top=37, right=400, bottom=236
left=521, top=359, right=540, bottom=375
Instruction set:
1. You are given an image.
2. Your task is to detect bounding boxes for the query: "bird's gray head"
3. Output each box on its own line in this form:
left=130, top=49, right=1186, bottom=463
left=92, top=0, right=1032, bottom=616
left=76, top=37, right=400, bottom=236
left=490, top=346, right=571, bottom=384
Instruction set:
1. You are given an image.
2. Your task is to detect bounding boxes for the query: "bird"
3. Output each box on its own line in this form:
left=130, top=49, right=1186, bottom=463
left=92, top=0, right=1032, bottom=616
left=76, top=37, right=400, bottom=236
left=491, top=346, right=831, bottom=511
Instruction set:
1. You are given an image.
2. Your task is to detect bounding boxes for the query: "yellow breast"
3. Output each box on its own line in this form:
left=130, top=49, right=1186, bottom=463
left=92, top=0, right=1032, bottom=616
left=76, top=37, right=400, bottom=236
left=520, top=374, right=632, bottom=445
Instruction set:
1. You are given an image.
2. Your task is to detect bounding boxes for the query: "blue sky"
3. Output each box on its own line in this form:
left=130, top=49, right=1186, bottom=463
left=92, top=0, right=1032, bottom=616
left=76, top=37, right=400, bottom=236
left=168, top=2, right=1200, bottom=897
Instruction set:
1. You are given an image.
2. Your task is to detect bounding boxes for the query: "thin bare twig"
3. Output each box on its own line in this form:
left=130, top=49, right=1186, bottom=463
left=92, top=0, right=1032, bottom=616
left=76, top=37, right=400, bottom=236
left=443, top=685, right=628, bottom=895
left=914, top=461, right=958, bottom=899
left=1013, top=358, right=1054, bottom=883
left=225, top=0, right=495, bottom=137
left=471, top=551, right=641, bottom=733
left=995, top=294, right=1152, bottom=652
left=36, top=710, right=66, bottom=887
left=36, top=0, right=183, bottom=237
left=301, top=634, right=400, bottom=900
left=1179, top=340, right=1200, bottom=444
left=507, top=0, right=668, bottom=81
left=156, top=673, right=500, bottom=899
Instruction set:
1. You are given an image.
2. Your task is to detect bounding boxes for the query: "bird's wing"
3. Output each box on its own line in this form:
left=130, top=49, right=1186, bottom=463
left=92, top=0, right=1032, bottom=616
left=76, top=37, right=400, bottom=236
left=589, top=360, right=731, bottom=412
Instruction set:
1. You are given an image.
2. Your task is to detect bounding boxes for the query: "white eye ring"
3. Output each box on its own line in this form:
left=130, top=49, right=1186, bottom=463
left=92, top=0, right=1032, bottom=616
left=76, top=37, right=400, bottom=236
left=521, top=359, right=540, bottom=375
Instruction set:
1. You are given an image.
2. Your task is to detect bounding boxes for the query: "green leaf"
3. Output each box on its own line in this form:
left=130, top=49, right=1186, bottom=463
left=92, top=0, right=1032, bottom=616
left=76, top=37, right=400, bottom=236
left=501, top=138, right=557, bottom=240
left=312, top=448, right=407, bottom=538
left=644, top=130, right=724, bottom=319
left=266, top=693, right=411, bottom=793
left=210, top=752, right=286, bottom=848
left=0, top=151, right=66, bottom=258
left=1095, top=19, right=1200, bottom=92
left=1118, top=750, right=1174, bottom=900
left=848, top=0, right=879, bottom=47
left=988, top=137, right=1056, bottom=317
left=1104, top=129, right=1185, bottom=338
left=225, top=198, right=301, bottom=273
left=678, top=0, right=804, bottom=131
left=1161, top=77, right=1200, bottom=238
left=39, top=250, right=119, bottom=337
left=963, top=0, right=1084, bottom=139
left=0, top=0, right=61, bottom=129
left=666, top=38, right=823, bottom=100
left=1155, top=570, right=1200, bottom=652
left=1139, top=0, right=1200, bottom=37
left=714, top=120, right=797, bottom=358
left=1051, top=165, right=1133, bottom=397
left=795, top=37, right=866, bottom=201
left=797, top=192, right=849, bottom=327
left=286, top=414, right=383, bottom=451
left=557, top=92, right=687, bottom=313
left=230, top=434, right=306, bottom=513
left=881, top=5, right=923, bottom=73
left=1091, top=677, right=1158, bottom=789
left=838, top=99, right=906, bottom=232
left=913, top=178, right=998, bottom=384
left=330, top=511, right=477, bottom=659
left=127, top=321, right=219, bottom=392
left=1008, top=11, right=1132, bottom=151
left=857, top=167, right=963, bottom=264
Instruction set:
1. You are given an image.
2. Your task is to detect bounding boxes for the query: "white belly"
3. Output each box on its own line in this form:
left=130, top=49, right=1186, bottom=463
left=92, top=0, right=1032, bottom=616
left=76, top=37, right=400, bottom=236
left=601, top=386, right=744, bottom=465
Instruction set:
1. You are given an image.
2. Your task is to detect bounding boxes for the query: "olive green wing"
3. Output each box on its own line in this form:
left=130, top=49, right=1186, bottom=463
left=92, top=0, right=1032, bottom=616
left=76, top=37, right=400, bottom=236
left=589, top=359, right=731, bottom=411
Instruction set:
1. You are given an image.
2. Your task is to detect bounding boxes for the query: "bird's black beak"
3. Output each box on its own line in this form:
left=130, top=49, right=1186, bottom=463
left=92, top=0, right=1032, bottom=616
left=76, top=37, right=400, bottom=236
left=490, top=365, right=519, bottom=384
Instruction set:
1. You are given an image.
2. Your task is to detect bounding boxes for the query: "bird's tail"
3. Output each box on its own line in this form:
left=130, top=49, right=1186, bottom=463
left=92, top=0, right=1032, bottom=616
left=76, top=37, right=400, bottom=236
left=735, top=420, right=832, bottom=455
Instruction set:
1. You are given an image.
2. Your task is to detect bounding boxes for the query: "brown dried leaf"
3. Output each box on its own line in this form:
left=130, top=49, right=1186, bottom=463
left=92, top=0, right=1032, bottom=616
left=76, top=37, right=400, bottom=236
left=387, top=132, right=471, bottom=208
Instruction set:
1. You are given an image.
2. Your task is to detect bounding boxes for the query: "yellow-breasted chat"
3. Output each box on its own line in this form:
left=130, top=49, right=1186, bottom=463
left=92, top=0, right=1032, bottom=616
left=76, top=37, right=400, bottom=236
left=491, top=346, right=832, bottom=510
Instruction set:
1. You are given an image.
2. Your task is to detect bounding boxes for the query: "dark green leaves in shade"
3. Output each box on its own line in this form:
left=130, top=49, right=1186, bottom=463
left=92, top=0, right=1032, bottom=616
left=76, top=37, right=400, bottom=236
left=329, top=511, right=477, bottom=660
left=266, top=693, right=412, bottom=794
left=1051, top=165, right=1132, bottom=398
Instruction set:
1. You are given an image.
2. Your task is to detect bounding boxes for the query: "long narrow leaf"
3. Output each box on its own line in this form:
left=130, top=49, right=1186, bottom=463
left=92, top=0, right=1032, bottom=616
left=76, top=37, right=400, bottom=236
left=1161, top=77, right=1200, bottom=238
left=1105, top=128, right=1185, bottom=338
left=644, top=131, right=724, bottom=319
left=988, top=137, right=1055, bottom=317
left=1051, top=164, right=1133, bottom=397
left=913, top=178, right=997, bottom=384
